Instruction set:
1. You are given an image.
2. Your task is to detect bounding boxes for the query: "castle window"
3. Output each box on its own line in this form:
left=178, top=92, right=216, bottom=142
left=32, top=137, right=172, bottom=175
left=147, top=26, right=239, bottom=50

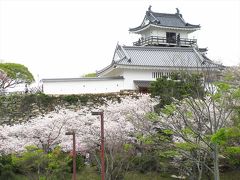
left=152, top=72, right=165, bottom=79
left=152, top=72, right=174, bottom=79
left=166, top=32, right=176, bottom=43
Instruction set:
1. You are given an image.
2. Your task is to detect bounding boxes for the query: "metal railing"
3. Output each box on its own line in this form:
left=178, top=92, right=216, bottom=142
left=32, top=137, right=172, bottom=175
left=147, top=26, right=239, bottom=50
left=133, top=36, right=197, bottom=47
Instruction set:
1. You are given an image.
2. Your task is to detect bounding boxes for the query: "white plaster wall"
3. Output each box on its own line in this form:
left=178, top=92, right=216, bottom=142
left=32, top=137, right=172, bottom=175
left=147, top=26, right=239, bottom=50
left=122, top=68, right=177, bottom=90
left=139, top=29, right=151, bottom=38
left=141, top=27, right=189, bottom=39
left=150, top=27, right=166, bottom=37
left=43, top=79, right=124, bottom=95
left=122, top=69, right=155, bottom=89
left=175, top=30, right=189, bottom=39
left=101, top=68, right=124, bottom=77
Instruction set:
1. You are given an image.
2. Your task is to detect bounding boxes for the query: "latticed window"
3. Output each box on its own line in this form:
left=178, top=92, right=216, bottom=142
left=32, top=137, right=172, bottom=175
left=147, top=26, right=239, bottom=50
left=152, top=72, right=172, bottom=79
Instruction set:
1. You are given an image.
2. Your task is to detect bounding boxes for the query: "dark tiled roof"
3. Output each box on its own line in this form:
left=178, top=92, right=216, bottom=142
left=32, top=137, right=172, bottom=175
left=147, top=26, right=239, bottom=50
left=118, top=45, right=221, bottom=68
left=129, top=8, right=200, bottom=32
left=97, top=45, right=223, bottom=75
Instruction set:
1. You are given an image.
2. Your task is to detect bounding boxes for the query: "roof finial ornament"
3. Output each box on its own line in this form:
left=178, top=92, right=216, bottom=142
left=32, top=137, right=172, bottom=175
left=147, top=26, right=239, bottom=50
left=176, top=8, right=180, bottom=15
left=148, top=5, right=152, bottom=11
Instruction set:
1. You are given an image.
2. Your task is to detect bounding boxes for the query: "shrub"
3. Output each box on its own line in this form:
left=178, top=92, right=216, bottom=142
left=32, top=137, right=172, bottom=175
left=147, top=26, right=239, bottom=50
left=62, top=95, right=79, bottom=104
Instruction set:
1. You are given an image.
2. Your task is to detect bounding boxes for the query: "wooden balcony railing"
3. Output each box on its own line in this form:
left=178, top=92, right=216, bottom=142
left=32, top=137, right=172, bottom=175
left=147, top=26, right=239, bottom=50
left=133, top=36, right=197, bottom=47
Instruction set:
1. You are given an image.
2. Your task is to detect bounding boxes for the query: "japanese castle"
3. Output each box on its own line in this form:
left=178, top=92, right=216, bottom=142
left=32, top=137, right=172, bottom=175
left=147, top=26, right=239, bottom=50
left=42, top=6, right=223, bottom=95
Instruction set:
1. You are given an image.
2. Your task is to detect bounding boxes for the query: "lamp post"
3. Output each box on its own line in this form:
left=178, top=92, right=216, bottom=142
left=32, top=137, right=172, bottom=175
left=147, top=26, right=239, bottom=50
left=65, top=131, right=77, bottom=180
left=91, top=111, right=105, bottom=180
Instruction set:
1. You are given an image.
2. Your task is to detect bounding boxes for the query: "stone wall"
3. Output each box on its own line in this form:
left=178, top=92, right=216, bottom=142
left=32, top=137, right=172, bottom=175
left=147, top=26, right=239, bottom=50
left=0, top=92, right=137, bottom=125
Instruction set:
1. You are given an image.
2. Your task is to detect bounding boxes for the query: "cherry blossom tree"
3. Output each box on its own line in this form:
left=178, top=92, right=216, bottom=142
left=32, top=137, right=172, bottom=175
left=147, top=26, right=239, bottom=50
left=0, top=94, right=156, bottom=155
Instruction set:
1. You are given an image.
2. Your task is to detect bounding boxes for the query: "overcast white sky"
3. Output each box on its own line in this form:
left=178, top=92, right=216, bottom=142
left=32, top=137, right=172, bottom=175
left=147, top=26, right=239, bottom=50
left=0, top=0, right=240, bottom=81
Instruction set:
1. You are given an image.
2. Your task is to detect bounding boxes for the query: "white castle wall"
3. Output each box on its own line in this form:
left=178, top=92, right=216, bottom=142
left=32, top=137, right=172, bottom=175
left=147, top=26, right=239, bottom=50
left=43, top=79, right=124, bottom=95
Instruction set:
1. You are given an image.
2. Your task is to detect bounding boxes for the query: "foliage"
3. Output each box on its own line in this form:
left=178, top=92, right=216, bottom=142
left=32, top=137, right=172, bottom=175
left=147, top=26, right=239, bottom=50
left=47, top=146, right=72, bottom=179
left=223, top=65, right=240, bottom=85
left=12, top=146, right=48, bottom=179
left=91, top=137, right=136, bottom=180
left=0, top=63, right=34, bottom=92
left=2, top=81, right=240, bottom=179
left=67, top=154, right=85, bottom=172
left=35, top=93, right=55, bottom=109
left=62, top=94, right=89, bottom=104
left=156, top=81, right=240, bottom=179
left=130, top=122, right=175, bottom=175
left=83, top=72, right=97, bottom=77
left=212, top=126, right=240, bottom=166
left=150, top=72, right=204, bottom=109
left=0, top=93, right=129, bottom=125
left=62, top=95, right=79, bottom=104
left=0, top=154, right=16, bottom=180
left=130, top=152, right=162, bottom=173
left=11, top=146, right=75, bottom=179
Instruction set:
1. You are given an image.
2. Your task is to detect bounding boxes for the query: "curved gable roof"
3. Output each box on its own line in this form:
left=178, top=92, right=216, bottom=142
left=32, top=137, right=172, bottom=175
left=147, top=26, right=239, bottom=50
left=129, top=8, right=200, bottom=32
left=97, top=45, right=224, bottom=76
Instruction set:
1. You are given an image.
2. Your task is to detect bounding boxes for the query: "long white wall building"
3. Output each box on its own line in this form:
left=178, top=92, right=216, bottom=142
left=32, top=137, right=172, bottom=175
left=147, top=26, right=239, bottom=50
left=41, top=6, right=223, bottom=95
left=42, top=77, right=124, bottom=95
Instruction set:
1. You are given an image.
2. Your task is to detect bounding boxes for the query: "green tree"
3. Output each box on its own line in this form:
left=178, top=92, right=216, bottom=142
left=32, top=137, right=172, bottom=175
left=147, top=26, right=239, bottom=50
left=12, top=146, right=73, bottom=179
left=156, top=82, right=240, bottom=180
left=83, top=72, right=97, bottom=77
left=47, top=146, right=72, bottom=179
left=0, top=154, right=16, bottom=180
left=12, top=146, right=48, bottom=180
left=211, top=126, right=240, bottom=167
left=0, top=63, right=34, bottom=92
left=150, top=72, right=204, bottom=109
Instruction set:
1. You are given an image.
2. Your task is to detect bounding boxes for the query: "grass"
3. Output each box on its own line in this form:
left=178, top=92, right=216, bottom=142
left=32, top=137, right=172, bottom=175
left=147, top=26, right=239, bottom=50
left=77, top=168, right=172, bottom=180
left=125, top=171, right=172, bottom=180
left=79, top=169, right=240, bottom=180
left=220, top=171, right=240, bottom=180
left=12, top=169, right=240, bottom=180
left=77, top=166, right=100, bottom=180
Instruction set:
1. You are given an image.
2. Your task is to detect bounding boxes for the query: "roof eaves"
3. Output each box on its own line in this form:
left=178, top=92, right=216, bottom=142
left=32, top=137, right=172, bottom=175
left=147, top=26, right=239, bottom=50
left=193, top=48, right=224, bottom=69
left=122, top=45, right=194, bottom=51
left=129, top=23, right=150, bottom=32
left=130, top=23, right=200, bottom=33
left=185, top=23, right=201, bottom=28
left=96, top=63, right=115, bottom=76
left=98, top=44, right=132, bottom=76
left=202, top=54, right=225, bottom=68
left=153, top=23, right=200, bottom=29
left=116, top=64, right=215, bottom=71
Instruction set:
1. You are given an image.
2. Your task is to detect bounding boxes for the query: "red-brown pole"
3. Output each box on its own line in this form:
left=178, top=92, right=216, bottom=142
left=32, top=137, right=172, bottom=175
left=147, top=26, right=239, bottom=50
left=72, top=132, right=77, bottom=180
left=100, top=112, right=105, bottom=180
